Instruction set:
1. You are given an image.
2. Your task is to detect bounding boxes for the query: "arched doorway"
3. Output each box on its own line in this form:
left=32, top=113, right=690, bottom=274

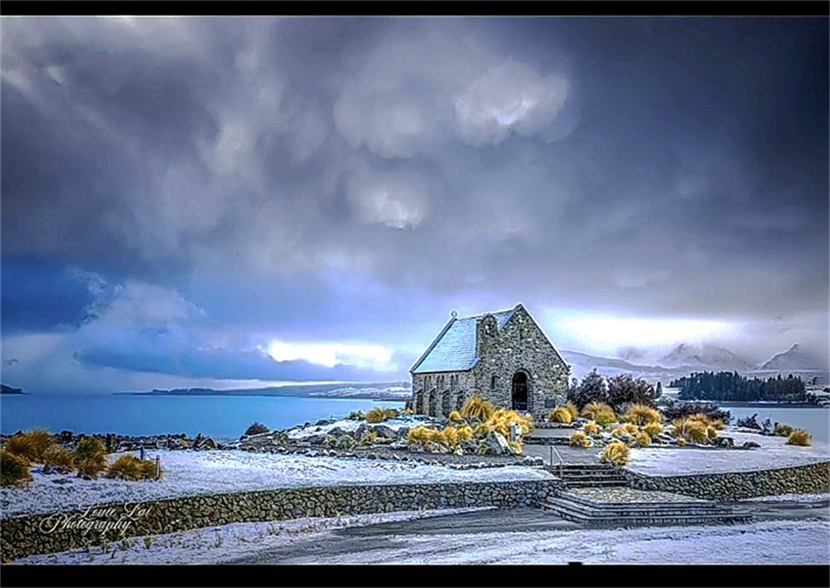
left=512, top=372, right=528, bottom=411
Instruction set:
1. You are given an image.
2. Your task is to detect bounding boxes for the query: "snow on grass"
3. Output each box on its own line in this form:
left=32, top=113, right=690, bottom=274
left=1, top=450, right=552, bottom=518
left=625, top=429, right=830, bottom=476
left=12, top=507, right=494, bottom=565
left=306, top=519, right=830, bottom=565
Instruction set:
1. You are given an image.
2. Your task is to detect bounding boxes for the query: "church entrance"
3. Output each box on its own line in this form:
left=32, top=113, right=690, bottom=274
left=512, top=372, right=528, bottom=411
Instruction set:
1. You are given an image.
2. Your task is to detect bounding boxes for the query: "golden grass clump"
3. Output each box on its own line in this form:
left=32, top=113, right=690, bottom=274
left=670, top=418, right=708, bottom=444
left=623, top=404, right=663, bottom=426
left=787, top=430, right=813, bottom=446
left=631, top=432, right=652, bottom=448
left=548, top=407, right=573, bottom=424
left=569, top=431, right=592, bottom=448
left=508, top=440, right=524, bottom=455
left=775, top=424, right=795, bottom=437
left=599, top=442, right=631, bottom=467
left=706, top=426, right=719, bottom=440
left=488, top=409, right=534, bottom=438
left=473, top=423, right=491, bottom=439
left=359, top=432, right=378, bottom=446
left=3, top=428, right=56, bottom=462
left=676, top=438, right=688, bottom=447
left=407, top=426, right=431, bottom=448
left=621, top=423, right=639, bottom=435
left=382, top=408, right=399, bottom=420
left=610, top=427, right=627, bottom=439
left=442, top=427, right=461, bottom=451
left=460, top=395, right=496, bottom=422
left=73, top=438, right=108, bottom=479
left=42, top=445, right=76, bottom=474
left=365, top=408, right=387, bottom=423
left=0, top=449, right=32, bottom=488
left=455, top=425, right=474, bottom=443
left=105, top=455, right=158, bottom=481
left=643, top=422, right=664, bottom=439
left=566, top=402, right=580, bottom=421
left=581, top=402, right=614, bottom=420
left=448, top=410, right=464, bottom=423
left=583, top=421, right=600, bottom=436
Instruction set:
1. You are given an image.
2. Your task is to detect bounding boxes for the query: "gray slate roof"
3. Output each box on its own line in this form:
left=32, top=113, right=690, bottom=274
left=410, top=307, right=517, bottom=374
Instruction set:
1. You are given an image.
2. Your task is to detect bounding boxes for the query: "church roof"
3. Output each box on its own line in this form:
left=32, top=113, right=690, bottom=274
left=410, top=306, right=519, bottom=374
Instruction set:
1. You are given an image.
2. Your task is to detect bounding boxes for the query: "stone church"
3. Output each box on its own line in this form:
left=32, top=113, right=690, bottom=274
left=409, top=303, right=570, bottom=420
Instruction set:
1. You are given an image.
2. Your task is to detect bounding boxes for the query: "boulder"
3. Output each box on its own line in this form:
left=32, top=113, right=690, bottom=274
left=741, top=441, right=761, bottom=450
left=354, top=423, right=369, bottom=440
left=714, top=436, right=735, bottom=448
left=371, top=424, right=397, bottom=439
left=306, top=434, right=330, bottom=446
left=484, top=431, right=511, bottom=455
left=396, top=427, right=410, bottom=440
left=328, top=427, right=346, bottom=437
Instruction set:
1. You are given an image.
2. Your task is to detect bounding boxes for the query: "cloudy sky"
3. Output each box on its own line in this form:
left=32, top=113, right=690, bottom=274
left=2, top=17, right=827, bottom=393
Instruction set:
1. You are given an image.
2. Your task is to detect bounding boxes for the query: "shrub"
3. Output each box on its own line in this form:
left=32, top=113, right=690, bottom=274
left=569, top=431, right=592, bottom=448
left=106, top=455, right=158, bottom=481
left=548, top=407, right=573, bottom=424
left=43, top=445, right=76, bottom=474
left=244, top=422, right=269, bottom=436
left=460, top=395, right=495, bottom=422
left=348, top=411, right=366, bottom=421
left=365, top=408, right=386, bottom=423
left=774, top=424, right=795, bottom=437
left=660, top=402, right=731, bottom=425
left=0, top=449, right=32, bottom=488
left=631, top=432, right=652, bottom=448
left=566, top=402, right=580, bottom=421
left=670, top=418, right=708, bottom=444
left=3, top=428, right=55, bottom=462
left=624, top=404, right=663, bottom=426
left=335, top=435, right=357, bottom=451
left=643, top=422, right=664, bottom=439
left=583, top=421, right=600, bottom=436
left=599, top=442, right=631, bottom=467
left=787, top=430, right=813, bottom=446
left=448, top=411, right=464, bottom=423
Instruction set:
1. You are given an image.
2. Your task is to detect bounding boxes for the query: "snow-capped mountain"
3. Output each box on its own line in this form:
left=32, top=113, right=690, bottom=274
left=657, top=343, right=754, bottom=372
left=759, top=343, right=826, bottom=371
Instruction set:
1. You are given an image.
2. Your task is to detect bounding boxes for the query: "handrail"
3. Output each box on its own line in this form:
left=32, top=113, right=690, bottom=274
left=549, top=444, right=565, bottom=479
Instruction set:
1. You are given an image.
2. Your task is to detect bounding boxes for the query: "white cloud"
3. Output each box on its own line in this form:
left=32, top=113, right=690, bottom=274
left=266, top=340, right=395, bottom=371
left=346, top=166, right=430, bottom=229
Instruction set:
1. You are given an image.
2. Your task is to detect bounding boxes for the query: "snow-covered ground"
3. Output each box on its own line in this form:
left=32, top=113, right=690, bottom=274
left=284, top=415, right=431, bottom=440
left=626, top=430, right=830, bottom=476
left=1, top=450, right=552, bottom=518
left=12, top=512, right=829, bottom=565
left=11, top=508, right=493, bottom=565
left=738, top=492, right=829, bottom=504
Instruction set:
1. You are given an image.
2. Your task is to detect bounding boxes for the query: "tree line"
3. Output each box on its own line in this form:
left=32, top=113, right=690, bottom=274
left=669, top=371, right=806, bottom=402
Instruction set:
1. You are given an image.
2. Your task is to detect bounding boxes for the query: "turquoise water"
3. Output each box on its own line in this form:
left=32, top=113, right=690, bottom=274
left=0, top=395, right=405, bottom=440
left=726, top=406, right=829, bottom=444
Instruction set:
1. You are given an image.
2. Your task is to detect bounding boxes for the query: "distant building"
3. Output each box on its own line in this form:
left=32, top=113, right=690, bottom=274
left=409, top=304, right=570, bottom=420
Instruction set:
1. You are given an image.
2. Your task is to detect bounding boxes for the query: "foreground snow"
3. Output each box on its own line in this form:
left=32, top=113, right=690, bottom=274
left=1, top=450, right=552, bottom=518
left=626, top=430, right=830, bottom=476
left=12, top=512, right=829, bottom=565
left=13, top=508, right=493, bottom=565
left=738, top=492, right=830, bottom=504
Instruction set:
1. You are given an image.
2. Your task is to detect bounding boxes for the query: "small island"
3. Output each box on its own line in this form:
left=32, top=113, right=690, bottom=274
left=0, top=384, right=25, bottom=395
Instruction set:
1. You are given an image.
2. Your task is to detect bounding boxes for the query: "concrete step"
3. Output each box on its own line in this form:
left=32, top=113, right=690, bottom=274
left=563, top=480, right=630, bottom=488
left=546, top=496, right=731, bottom=518
left=539, top=497, right=751, bottom=528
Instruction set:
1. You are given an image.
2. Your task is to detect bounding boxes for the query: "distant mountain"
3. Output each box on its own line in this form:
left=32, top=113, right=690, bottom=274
left=759, top=343, right=826, bottom=371
left=657, top=343, right=754, bottom=372
left=559, top=350, right=672, bottom=382
left=120, top=382, right=411, bottom=400
left=0, top=384, right=24, bottom=395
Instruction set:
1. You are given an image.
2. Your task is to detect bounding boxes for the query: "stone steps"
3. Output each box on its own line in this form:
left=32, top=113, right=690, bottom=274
left=550, top=465, right=629, bottom=488
left=538, top=493, right=752, bottom=528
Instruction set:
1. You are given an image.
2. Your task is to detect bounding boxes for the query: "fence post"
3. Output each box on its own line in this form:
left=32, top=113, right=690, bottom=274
left=155, top=455, right=160, bottom=480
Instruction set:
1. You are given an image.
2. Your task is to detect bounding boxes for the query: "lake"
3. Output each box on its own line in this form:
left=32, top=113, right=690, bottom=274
left=726, top=406, right=830, bottom=444
left=0, top=395, right=406, bottom=441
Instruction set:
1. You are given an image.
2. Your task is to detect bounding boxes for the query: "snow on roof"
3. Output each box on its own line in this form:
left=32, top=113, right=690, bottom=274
left=410, top=307, right=517, bottom=374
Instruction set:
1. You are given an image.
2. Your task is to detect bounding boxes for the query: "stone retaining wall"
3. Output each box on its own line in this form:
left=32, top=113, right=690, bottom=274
left=622, top=461, right=830, bottom=501
left=1, top=480, right=560, bottom=562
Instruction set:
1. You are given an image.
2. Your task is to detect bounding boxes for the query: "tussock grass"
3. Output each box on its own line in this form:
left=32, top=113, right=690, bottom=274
left=3, top=428, right=55, bottom=462
left=631, top=432, right=652, bottom=448
left=473, top=423, right=491, bottom=439
left=621, top=423, right=639, bottom=435
left=76, top=458, right=108, bottom=479
left=455, top=425, right=474, bottom=443
left=581, top=402, right=614, bottom=421
left=73, top=438, right=108, bottom=479
left=566, top=402, right=580, bottom=421
left=460, top=395, right=495, bottom=422
left=707, top=426, right=719, bottom=440
left=670, top=418, right=708, bottom=444
left=775, top=424, right=795, bottom=437
left=508, top=440, right=523, bottom=455
left=569, top=431, right=592, bottom=448
left=106, top=455, right=158, bottom=481
left=366, top=407, right=398, bottom=423
left=599, top=442, right=631, bottom=467
left=488, top=409, right=534, bottom=438
left=787, top=430, right=813, bottom=446
left=643, top=422, right=664, bottom=439
left=624, top=404, right=663, bottom=426
left=610, top=427, right=628, bottom=439
left=548, top=407, right=573, bottom=424
left=359, top=432, right=378, bottom=446
left=448, top=410, right=464, bottom=423
left=0, top=449, right=32, bottom=488
left=43, top=445, right=76, bottom=474
left=583, top=421, right=600, bottom=436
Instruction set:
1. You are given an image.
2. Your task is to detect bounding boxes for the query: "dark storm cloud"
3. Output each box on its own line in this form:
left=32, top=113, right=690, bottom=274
left=2, top=17, right=827, bottom=391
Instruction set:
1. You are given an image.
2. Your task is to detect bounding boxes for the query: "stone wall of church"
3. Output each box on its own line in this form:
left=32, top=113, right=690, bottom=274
left=472, top=306, right=569, bottom=420
left=411, top=371, right=476, bottom=417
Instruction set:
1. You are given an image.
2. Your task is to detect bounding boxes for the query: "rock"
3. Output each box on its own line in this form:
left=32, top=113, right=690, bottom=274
left=453, top=448, right=464, bottom=456
left=484, top=431, right=510, bottom=455
left=396, top=427, right=410, bottom=440
left=389, top=440, right=407, bottom=450
left=306, top=434, right=330, bottom=446
left=741, top=441, right=761, bottom=450
left=329, top=427, right=346, bottom=437
left=371, top=424, right=397, bottom=439
left=354, top=423, right=369, bottom=440
left=315, top=418, right=329, bottom=426
left=335, top=435, right=357, bottom=451
left=714, top=436, right=735, bottom=448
